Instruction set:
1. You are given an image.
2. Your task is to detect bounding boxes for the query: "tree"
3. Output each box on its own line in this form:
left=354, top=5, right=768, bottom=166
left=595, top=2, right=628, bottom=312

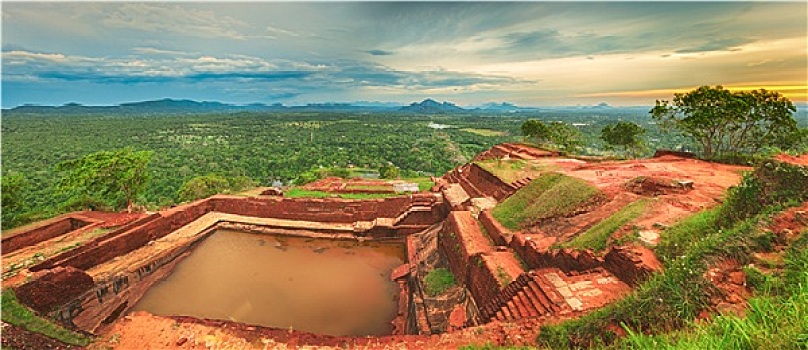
left=547, top=121, right=583, bottom=153
left=228, top=175, right=257, bottom=192
left=650, top=86, right=798, bottom=158
left=379, top=164, right=400, bottom=179
left=521, top=119, right=551, bottom=144
left=601, top=121, right=646, bottom=157
left=56, top=148, right=153, bottom=212
left=2, top=173, right=28, bottom=227
left=177, top=175, right=231, bottom=202
left=521, top=119, right=582, bottom=153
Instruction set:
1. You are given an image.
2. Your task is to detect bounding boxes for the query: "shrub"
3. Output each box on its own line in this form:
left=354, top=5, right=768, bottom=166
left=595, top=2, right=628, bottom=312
left=424, top=268, right=456, bottom=297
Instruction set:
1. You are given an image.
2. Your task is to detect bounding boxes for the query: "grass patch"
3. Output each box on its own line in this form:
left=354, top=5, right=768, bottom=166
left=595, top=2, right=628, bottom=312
left=497, top=266, right=513, bottom=285
left=407, top=177, right=436, bottom=192
left=344, top=184, right=393, bottom=192
left=476, top=159, right=558, bottom=184
left=613, top=231, right=808, bottom=350
left=424, top=268, right=457, bottom=297
left=284, top=188, right=400, bottom=199
left=460, top=344, right=537, bottom=350
left=460, top=128, right=508, bottom=137
left=492, top=173, right=601, bottom=230
left=565, top=199, right=651, bottom=252
left=1, top=288, right=92, bottom=346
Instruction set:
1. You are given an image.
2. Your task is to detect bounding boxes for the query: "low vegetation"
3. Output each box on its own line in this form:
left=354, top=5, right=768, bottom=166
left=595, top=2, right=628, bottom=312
left=492, top=173, right=602, bottom=230
left=461, top=128, right=508, bottom=137
left=283, top=188, right=401, bottom=199
left=536, top=158, right=808, bottom=348
left=565, top=198, right=651, bottom=252
left=424, top=268, right=457, bottom=297
left=1, top=289, right=93, bottom=346
left=476, top=159, right=557, bottom=184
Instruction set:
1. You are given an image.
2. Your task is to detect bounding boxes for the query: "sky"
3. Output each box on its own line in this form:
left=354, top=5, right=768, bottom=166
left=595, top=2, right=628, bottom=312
left=2, top=1, right=806, bottom=107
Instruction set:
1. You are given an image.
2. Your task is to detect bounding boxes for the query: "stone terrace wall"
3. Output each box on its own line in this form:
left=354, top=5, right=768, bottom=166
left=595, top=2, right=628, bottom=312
left=2, top=215, right=97, bottom=254
left=439, top=211, right=493, bottom=284
left=509, top=233, right=601, bottom=273
left=465, top=164, right=516, bottom=201
left=508, top=232, right=662, bottom=287
left=208, top=195, right=416, bottom=223
left=478, top=211, right=512, bottom=246
left=33, top=200, right=213, bottom=272
left=32, top=214, right=162, bottom=272
left=443, top=163, right=517, bottom=201
left=466, top=252, right=524, bottom=308
left=603, top=246, right=661, bottom=287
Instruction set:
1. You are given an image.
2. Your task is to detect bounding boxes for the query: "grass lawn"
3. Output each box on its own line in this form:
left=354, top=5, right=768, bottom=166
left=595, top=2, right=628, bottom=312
left=476, top=159, right=557, bottom=184
left=565, top=198, right=651, bottom=252
left=284, top=188, right=401, bottom=199
left=460, top=128, right=508, bottom=137
left=492, top=173, right=601, bottom=230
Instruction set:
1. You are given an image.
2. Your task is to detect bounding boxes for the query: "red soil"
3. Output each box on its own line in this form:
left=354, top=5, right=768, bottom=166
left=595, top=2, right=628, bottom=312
left=1, top=322, right=80, bottom=350
left=89, top=312, right=545, bottom=350
left=769, top=201, right=808, bottom=239
left=774, top=153, right=808, bottom=166
left=704, top=259, right=751, bottom=318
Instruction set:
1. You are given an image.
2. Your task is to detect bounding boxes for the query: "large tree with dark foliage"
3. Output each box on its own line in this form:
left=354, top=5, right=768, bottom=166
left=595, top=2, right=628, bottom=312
left=650, top=85, right=799, bottom=158
left=56, top=148, right=153, bottom=212
left=602, top=121, right=646, bottom=157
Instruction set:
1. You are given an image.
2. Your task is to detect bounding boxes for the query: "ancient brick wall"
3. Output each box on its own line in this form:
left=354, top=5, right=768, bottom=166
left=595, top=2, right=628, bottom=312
left=207, top=196, right=415, bottom=223
left=509, top=234, right=602, bottom=273
left=466, top=252, right=523, bottom=307
left=438, top=211, right=493, bottom=284
left=2, top=216, right=95, bottom=254
left=603, top=246, right=661, bottom=287
left=32, top=213, right=162, bottom=272
left=465, top=164, right=516, bottom=201
left=33, top=200, right=212, bottom=272
left=478, top=211, right=511, bottom=246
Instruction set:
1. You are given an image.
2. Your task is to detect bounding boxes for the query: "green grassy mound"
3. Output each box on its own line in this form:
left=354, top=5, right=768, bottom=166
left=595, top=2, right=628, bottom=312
left=565, top=198, right=651, bottom=252
left=492, top=173, right=602, bottom=230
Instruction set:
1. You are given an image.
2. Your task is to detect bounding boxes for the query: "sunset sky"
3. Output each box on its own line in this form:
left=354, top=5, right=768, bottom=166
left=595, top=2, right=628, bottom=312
left=2, top=2, right=806, bottom=107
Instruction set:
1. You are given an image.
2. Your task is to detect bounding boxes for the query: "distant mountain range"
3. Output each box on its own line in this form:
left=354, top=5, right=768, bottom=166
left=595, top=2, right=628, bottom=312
left=2, top=98, right=677, bottom=116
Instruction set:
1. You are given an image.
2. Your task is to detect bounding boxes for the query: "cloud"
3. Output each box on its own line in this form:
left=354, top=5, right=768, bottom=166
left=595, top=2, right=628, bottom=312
left=132, top=47, right=194, bottom=56
left=674, top=37, right=749, bottom=54
left=2, top=49, right=529, bottom=94
left=365, top=50, right=394, bottom=56
left=265, top=25, right=299, bottom=38
left=102, top=4, right=250, bottom=40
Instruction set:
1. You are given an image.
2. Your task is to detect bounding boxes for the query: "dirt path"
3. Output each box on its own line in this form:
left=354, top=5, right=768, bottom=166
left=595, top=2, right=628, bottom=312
left=91, top=312, right=545, bottom=350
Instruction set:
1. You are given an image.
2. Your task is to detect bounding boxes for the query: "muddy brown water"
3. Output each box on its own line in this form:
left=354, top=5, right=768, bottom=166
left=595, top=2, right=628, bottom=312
left=131, top=229, right=405, bottom=336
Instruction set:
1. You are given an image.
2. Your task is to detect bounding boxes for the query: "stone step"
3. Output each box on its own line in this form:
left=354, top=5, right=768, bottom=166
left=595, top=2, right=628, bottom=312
left=524, top=282, right=550, bottom=316
left=517, top=291, right=538, bottom=318
left=514, top=292, right=533, bottom=318
left=527, top=280, right=555, bottom=313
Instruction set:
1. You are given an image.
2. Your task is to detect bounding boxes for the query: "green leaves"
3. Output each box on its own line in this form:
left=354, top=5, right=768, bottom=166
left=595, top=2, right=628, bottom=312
left=177, top=175, right=231, bottom=202
left=602, top=121, right=646, bottom=157
left=651, top=85, right=799, bottom=158
left=56, top=148, right=153, bottom=211
left=521, top=119, right=583, bottom=153
left=1, top=173, right=29, bottom=227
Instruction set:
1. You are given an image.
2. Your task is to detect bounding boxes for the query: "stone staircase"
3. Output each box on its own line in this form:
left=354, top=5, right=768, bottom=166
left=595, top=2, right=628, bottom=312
left=510, top=176, right=535, bottom=190
left=478, top=268, right=571, bottom=322
left=477, top=265, right=632, bottom=324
